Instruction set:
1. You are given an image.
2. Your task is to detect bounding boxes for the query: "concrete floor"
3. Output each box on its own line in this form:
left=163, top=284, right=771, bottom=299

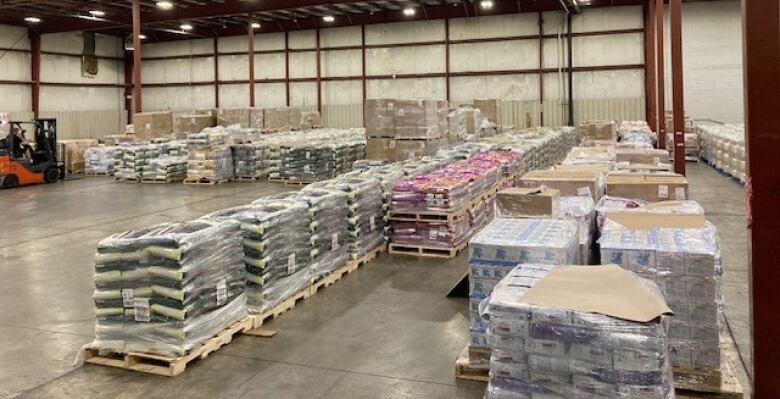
left=0, top=162, right=751, bottom=398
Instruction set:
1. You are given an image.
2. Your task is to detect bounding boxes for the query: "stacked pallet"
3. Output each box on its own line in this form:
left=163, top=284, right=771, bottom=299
left=186, top=131, right=234, bottom=184
left=291, top=188, right=352, bottom=279
left=696, top=123, right=745, bottom=182
left=85, top=146, right=117, bottom=175
left=324, top=177, right=387, bottom=259
left=233, top=143, right=271, bottom=180
left=90, top=220, right=247, bottom=357
left=365, top=99, right=452, bottom=161
left=141, top=156, right=188, bottom=183
left=618, top=120, right=657, bottom=148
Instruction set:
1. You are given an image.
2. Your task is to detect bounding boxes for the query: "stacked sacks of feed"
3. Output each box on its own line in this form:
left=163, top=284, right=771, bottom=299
left=233, top=143, right=269, bottom=179
left=187, top=131, right=234, bottom=182
left=321, top=176, right=386, bottom=259
left=142, top=155, right=188, bottom=181
left=91, top=220, right=247, bottom=357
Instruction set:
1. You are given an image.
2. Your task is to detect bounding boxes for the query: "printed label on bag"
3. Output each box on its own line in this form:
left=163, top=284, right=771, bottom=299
left=305, top=151, right=311, bottom=159
left=134, top=298, right=150, bottom=322
left=658, top=185, right=669, bottom=199
left=122, top=289, right=134, bottom=307
left=332, top=233, right=340, bottom=250
left=287, top=253, right=296, bottom=274
left=429, top=230, right=438, bottom=240
left=216, top=279, right=227, bottom=306
left=369, top=216, right=376, bottom=232
left=388, top=140, right=396, bottom=149
left=577, top=186, right=592, bottom=197
left=304, top=165, right=310, bottom=172
left=674, top=187, right=686, bottom=200
left=653, top=157, right=660, bottom=165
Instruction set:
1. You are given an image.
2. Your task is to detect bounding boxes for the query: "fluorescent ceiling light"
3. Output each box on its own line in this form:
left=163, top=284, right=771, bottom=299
left=138, top=34, right=147, bottom=40
left=480, top=0, right=494, bottom=9
left=323, top=15, right=334, bottom=22
left=156, top=1, right=174, bottom=9
left=24, top=16, right=41, bottom=23
left=89, top=10, right=105, bottom=17
left=180, top=23, right=193, bottom=31
left=251, top=22, right=261, bottom=29
left=403, top=7, right=415, bottom=16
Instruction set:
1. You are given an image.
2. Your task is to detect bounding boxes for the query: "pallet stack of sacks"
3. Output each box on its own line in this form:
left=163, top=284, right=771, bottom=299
left=483, top=264, right=675, bottom=399
left=467, top=218, right=580, bottom=359
left=186, top=131, right=234, bottom=182
left=598, top=201, right=722, bottom=373
left=233, top=143, right=270, bottom=179
left=90, top=220, right=247, bottom=357
left=696, top=122, right=745, bottom=182
left=279, top=142, right=338, bottom=183
left=85, top=146, right=117, bottom=174
left=618, top=120, right=657, bottom=149
left=142, top=155, right=188, bottom=182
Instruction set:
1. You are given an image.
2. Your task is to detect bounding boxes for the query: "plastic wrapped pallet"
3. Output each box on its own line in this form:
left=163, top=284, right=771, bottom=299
left=577, top=120, right=617, bottom=142
left=85, top=146, right=117, bottom=174
left=223, top=199, right=313, bottom=314
left=301, top=111, right=322, bottom=130
left=484, top=264, right=674, bottom=399
left=217, top=109, right=251, bottom=128
left=173, top=114, right=214, bottom=139
left=393, top=99, right=446, bottom=140
left=558, top=196, right=597, bottom=265
left=323, top=177, right=386, bottom=259
left=133, top=112, right=173, bottom=140
left=467, top=218, right=580, bottom=351
left=91, top=220, right=247, bottom=357
left=365, top=99, right=396, bottom=138
left=60, top=139, right=99, bottom=174
left=618, top=120, right=657, bottom=148
left=141, top=155, right=187, bottom=182
left=599, top=212, right=722, bottom=372
left=233, top=143, right=270, bottom=179
left=187, top=132, right=234, bottom=182
left=264, top=108, right=291, bottom=132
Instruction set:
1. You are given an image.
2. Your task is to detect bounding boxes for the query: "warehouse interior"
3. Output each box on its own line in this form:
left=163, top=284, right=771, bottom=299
left=0, top=0, right=775, bottom=398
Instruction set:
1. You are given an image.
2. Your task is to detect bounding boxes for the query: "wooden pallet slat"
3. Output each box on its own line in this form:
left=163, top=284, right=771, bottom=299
left=454, top=346, right=489, bottom=383
left=183, top=178, right=230, bottom=186
left=388, top=239, right=468, bottom=259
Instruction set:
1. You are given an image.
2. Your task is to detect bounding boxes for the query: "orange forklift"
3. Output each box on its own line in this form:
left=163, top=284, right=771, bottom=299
left=0, top=118, right=63, bottom=188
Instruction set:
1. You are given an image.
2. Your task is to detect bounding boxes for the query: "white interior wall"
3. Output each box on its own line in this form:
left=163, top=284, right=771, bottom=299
left=661, top=0, right=743, bottom=124
left=0, top=25, right=31, bottom=113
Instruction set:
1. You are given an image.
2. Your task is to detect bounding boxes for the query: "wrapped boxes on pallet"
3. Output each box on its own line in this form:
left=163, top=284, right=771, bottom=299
left=186, top=132, right=234, bottom=182
left=85, top=146, right=117, bottom=174
left=290, top=188, right=351, bottom=278
left=484, top=264, right=674, bottom=399
left=495, top=187, right=560, bottom=218
left=473, top=99, right=502, bottom=128
left=173, top=114, right=215, bottom=139
left=365, top=99, right=397, bottom=138
left=559, top=196, right=597, bottom=265
left=264, top=107, right=292, bottom=132
left=696, top=123, right=745, bottom=182
left=301, top=111, right=322, bottom=130
left=217, top=109, right=251, bottom=128
left=519, top=169, right=604, bottom=201
left=605, top=172, right=689, bottom=202
left=393, top=99, right=447, bottom=140
left=91, top=220, right=248, bottom=357
left=599, top=208, right=721, bottom=371
left=467, top=218, right=580, bottom=351
left=577, top=120, right=617, bottom=142
left=321, top=177, right=386, bottom=259
left=366, top=138, right=396, bottom=160
left=60, top=139, right=99, bottom=173
left=133, top=112, right=174, bottom=140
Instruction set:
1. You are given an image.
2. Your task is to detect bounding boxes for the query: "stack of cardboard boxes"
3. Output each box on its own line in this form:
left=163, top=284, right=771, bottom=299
left=365, top=99, right=450, bottom=161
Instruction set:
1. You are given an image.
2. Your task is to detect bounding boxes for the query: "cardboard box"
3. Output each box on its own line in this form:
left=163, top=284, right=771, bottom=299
left=520, top=170, right=602, bottom=200
left=173, top=114, right=214, bottom=138
left=59, top=139, right=99, bottom=173
left=301, top=111, right=322, bottom=130
left=264, top=107, right=291, bottom=131
left=133, top=112, right=173, bottom=140
left=615, top=148, right=669, bottom=165
left=553, top=164, right=611, bottom=174
left=249, top=108, right=264, bottom=130
left=606, top=173, right=689, bottom=202
left=496, top=187, right=560, bottom=217
left=366, top=138, right=396, bottom=160
left=578, top=120, right=617, bottom=141
left=365, top=99, right=396, bottom=138
left=474, top=99, right=501, bottom=126
left=217, top=108, right=250, bottom=128
left=393, top=99, right=443, bottom=140
left=288, top=107, right=302, bottom=130
left=605, top=201, right=705, bottom=230
left=394, top=138, right=446, bottom=161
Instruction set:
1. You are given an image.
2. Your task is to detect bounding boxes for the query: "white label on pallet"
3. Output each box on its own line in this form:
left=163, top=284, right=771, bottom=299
left=577, top=186, right=592, bottom=198
left=653, top=157, right=660, bottom=165
left=658, top=185, right=669, bottom=199
left=134, top=298, right=150, bottom=322
left=305, top=151, right=311, bottom=159
left=287, top=253, right=296, bottom=274
left=369, top=216, right=376, bottom=232
left=216, top=279, right=227, bottom=306
left=388, top=140, right=396, bottom=149
left=674, top=187, right=686, bottom=200
left=332, top=233, right=340, bottom=250
left=121, top=289, right=134, bottom=307
left=304, top=165, right=310, bottom=172
left=429, top=229, right=438, bottom=240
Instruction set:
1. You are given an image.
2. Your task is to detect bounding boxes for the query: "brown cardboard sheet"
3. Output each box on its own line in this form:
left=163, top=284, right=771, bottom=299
left=520, top=264, right=672, bottom=323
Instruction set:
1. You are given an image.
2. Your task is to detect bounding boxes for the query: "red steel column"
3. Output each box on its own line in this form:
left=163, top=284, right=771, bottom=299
left=445, top=18, right=450, bottom=102
left=285, top=32, right=290, bottom=107
left=655, top=0, right=665, bottom=148
left=248, top=15, right=255, bottom=107
left=538, top=12, right=544, bottom=126
left=361, top=25, right=367, bottom=127
left=743, top=0, right=780, bottom=395
left=132, top=0, right=142, bottom=113
left=213, top=37, right=219, bottom=108
left=29, top=30, right=40, bottom=119
left=316, top=28, right=322, bottom=113
left=670, top=0, right=684, bottom=175
left=644, top=0, right=657, bottom=134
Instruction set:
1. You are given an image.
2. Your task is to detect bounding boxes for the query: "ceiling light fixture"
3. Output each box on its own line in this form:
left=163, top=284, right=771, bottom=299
left=156, top=1, right=174, bottom=10
left=24, top=16, right=41, bottom=23
left=180, top=23, right=193, bottom=31
left=138, top=34, right=147, bottom=40
left=403, top=7, right=415, bottom=16
left=323, top=15, right=335, bottom=23
left=251, top=22, right=261, bottom=29
left=480, top=0, right=494, bottom=9
left=89, top=10, right=105, bottom=17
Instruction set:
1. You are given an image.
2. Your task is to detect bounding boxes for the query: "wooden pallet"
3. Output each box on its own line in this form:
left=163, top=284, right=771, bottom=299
left=184, top=178, right=230, bottom=185
left=85, top=171, right=114, bottom=177
left=141, top=177, right=185, bottom=184
left=268, top=176, right=287, bottom=183
left=235, top=173, right=269, bottom=182
left=115, top=177, right=139, bottom=183
left=348, top=243, right=385, bottom=267
left=388, top=239, right=468, bottom=259
left=389, top=195, right=488, bottom=223
left=284, top=180, right=314, bottom=186
left=674, top=332, right=744, bottom=399
left=83, top=316, right=254, bottom=377
left=454, top=346, right=489, bottom=383
left=249, top=284, right=313, bottom=330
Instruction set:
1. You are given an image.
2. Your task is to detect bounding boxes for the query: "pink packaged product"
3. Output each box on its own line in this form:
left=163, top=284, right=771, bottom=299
left=390, top=151, right=520, bottom=213
left=391, top=218, right=472, bottom=248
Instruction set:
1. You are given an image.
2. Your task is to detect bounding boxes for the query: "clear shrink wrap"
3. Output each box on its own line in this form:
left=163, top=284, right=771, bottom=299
left=325, top=177, right=386, bottom=258
left=91, top=220, right=247, bottom=357
left=467, top=218, right=580, bottom=351
left=142, top=155, right=187, bottom=181
left=187, top=131, right=234, bottom=182
left=233, top=143, right=270, bottom=178
left=558, top=196, right=597, bottom=265
left=484, top=265, right=674, bottom=399
left=85, top=146, right=117, bottom=174
left=599, top=218, right=722, bottom=372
